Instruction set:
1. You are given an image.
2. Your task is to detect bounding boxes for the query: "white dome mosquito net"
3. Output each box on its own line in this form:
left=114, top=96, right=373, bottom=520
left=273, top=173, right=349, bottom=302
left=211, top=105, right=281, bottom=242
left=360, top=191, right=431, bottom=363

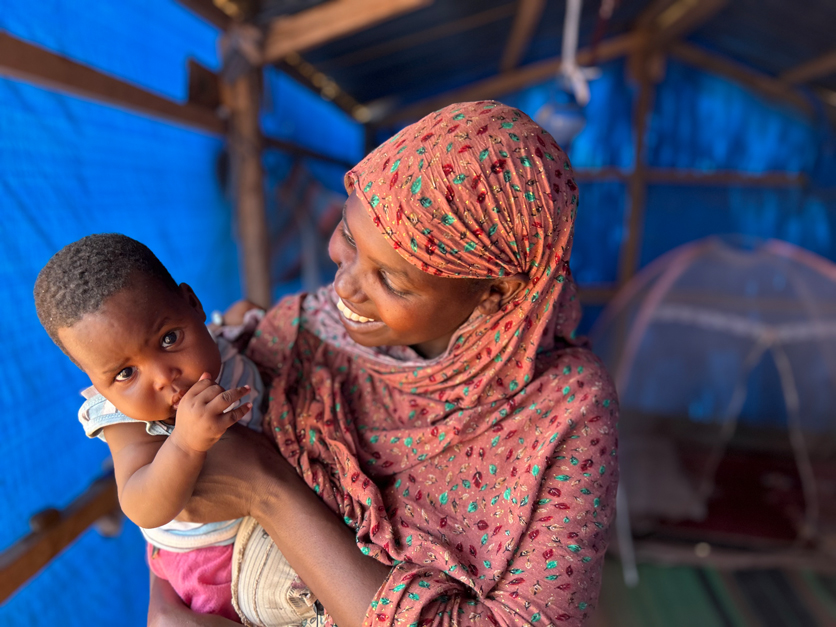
left=591, top=236, right=836, bottom=578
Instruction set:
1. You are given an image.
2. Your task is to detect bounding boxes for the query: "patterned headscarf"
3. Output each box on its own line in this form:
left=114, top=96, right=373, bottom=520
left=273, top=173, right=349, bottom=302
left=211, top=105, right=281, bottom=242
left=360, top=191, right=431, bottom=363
left=248, top=102, right=617, bottom=627
left=335, top=100, right=583, bottom=410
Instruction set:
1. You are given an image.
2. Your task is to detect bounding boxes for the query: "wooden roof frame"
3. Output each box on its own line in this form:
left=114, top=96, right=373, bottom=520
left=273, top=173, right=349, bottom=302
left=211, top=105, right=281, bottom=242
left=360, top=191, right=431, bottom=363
left=262, top=0, right=433, bottom=64
left=781, top=49, right=836, bottom=85
left=500, top=0, right=547, bottom=73
left=0, top=32, right=225, bottom=134
left=175, top=0, right=235, bottom=30
left=374, top=33, right=639, bottom=126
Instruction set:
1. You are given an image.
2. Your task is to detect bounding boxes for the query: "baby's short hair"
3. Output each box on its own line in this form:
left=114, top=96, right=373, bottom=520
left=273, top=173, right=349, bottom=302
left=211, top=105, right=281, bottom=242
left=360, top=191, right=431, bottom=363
left=34, top=233, right=179, bottom=352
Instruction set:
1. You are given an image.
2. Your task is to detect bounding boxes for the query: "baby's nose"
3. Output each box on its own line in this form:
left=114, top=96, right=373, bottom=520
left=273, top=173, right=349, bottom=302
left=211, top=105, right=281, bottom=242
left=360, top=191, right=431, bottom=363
left=154, top=363, right=181, bottom=390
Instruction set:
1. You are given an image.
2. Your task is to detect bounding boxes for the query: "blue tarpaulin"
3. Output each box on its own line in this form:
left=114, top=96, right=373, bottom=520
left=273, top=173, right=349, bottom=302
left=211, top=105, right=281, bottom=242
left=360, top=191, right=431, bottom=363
left=2, top=2, right=835, bottom=624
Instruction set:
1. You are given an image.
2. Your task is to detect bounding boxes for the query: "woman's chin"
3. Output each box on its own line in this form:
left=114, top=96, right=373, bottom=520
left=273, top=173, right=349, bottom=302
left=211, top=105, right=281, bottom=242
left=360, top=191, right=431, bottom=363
left=340, top=317, right=388, bottom=341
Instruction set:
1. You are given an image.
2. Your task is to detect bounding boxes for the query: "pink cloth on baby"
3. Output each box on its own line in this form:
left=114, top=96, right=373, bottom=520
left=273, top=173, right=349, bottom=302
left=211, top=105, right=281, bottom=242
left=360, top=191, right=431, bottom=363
left=147, top=543, right=239, bottom=623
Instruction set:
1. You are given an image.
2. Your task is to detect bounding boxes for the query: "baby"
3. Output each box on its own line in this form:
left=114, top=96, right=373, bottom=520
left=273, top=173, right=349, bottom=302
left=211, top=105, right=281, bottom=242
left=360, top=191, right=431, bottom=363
left=34, top=233, right=264, bottom=622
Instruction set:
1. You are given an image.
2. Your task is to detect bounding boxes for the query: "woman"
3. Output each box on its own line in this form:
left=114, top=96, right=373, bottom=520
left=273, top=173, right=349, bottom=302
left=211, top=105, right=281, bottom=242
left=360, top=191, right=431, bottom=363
left=150, top=101, right=618, bottom=627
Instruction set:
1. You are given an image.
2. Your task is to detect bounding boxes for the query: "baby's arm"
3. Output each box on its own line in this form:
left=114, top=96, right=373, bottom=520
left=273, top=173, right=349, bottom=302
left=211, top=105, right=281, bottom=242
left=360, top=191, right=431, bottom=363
left=102, top=376, right=252, bottom=529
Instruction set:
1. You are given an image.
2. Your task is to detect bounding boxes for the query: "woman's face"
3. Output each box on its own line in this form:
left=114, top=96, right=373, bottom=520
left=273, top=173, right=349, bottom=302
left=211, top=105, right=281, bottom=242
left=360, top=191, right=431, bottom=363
left=328, top=190, right=491, bottom=359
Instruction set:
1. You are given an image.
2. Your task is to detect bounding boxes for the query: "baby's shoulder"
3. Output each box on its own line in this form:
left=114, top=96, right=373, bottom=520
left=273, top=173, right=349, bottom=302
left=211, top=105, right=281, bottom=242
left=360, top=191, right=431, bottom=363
left=78, top=386, right=168, bottom=442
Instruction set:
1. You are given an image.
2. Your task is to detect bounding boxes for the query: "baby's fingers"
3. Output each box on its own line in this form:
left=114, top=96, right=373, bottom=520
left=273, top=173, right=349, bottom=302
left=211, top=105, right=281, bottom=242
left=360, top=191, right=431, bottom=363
left=207, top=384, right=251, bottom=414
left=223, top=402, right=252, bottom=425
left=183, top=373, right=217, bottom=400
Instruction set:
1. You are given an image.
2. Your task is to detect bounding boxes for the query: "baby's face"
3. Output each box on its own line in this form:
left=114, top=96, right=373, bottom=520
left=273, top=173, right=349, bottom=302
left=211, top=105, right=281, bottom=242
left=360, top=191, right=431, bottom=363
left=58, top=276, right=222, bottom=423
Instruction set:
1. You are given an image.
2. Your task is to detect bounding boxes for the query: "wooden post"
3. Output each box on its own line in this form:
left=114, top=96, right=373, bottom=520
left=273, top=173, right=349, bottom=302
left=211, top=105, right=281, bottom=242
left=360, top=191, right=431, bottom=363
left=226, top=70, right=271, bottom=309
left=618, top=37, right=662, bottom=286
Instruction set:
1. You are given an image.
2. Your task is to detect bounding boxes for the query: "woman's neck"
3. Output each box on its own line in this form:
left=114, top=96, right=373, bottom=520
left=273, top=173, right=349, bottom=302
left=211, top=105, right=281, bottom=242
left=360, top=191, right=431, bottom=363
left=410, top=333, right=453, bottom=359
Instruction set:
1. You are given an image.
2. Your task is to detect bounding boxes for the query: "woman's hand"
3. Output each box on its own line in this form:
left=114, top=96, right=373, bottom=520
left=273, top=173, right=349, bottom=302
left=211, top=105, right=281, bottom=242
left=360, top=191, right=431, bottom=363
left=223, top=300, right=263, bottom=326
left=175, top=423, right=289, bottom=524
left=148, top=572, right=240, bottom=627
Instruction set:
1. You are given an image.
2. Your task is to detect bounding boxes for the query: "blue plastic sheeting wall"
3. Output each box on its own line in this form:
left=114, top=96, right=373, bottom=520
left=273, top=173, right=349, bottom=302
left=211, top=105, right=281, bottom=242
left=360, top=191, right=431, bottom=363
left=0, top=2, right=234, bottom=624
left=262, top=149, right=348, bottom=300
left=502, top=60, right=636, bottom=169
left=1, top=0, right=220, bottom=101
left=260, top=69, right=360, bottom=298
left=640, top=60, right=834, bottom=267
left=499, top=61, right=633, bottom=290
left=570, top=182, right=626, bottom=285
left=262, top=69, right=365, bottom=172
left=641, top=185, right=834, bottom=266
left=496, top=57, right=836, bottom=273
left=0, top=526, right=150, bottom=626
left=648, top=61, right=817, bottom=172
left=491, top=57, right=836, bottom=350
left=637, top=60, right=835, bottom=269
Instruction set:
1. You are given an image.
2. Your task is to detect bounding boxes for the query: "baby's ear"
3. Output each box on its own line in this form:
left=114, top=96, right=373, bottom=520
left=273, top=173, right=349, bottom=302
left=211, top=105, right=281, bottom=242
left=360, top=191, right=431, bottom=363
left=179, top=283, right=205, bottom=320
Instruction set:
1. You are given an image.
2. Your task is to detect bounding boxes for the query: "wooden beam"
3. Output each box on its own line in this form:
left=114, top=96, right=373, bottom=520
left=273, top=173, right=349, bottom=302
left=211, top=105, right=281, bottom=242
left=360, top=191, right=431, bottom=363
left=780, top=50, right=836, bottom=85
left=319, top=3, right=516, bottom=71
left=264, top=136, right=355, bottom=169
left=187, top=59, right=222, bottom=110
left=0, top=32, right=223, bottom=134
left=645, top=169, right=805, bottom=186
left=278, top=54, right=369, bottom=122
left=376, top=32, right=639, bottom=126
left=175, top=0, right=234, bottom=30
left=648, top=0, right=728, bottom=47
left=0, top=475, right=119, bottom=603
left=628, top=539, right=836, bottom=573
left=670, top=42, right=814, bottom=116
left=636, top=0, right=679, bottom=28
left=500, top=0, right=547, bottom=72
left=224, top=72, right=272, bottom=309
left=263, top=0, right=433, bottom=64
left=574, top=168, right=631, bottom=182
left=574, top=168, right=804, bottom=186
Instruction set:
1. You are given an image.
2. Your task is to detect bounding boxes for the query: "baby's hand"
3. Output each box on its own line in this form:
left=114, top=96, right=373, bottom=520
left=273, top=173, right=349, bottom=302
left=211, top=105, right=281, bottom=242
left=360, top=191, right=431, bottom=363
left=170, top=373, right=252, bottom=454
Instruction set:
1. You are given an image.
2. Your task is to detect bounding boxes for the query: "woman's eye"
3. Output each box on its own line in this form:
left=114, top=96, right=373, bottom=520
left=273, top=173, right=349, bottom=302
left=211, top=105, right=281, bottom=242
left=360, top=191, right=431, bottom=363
left=380, top=273, right=406, bottom=297
left=115, top=367, right=134, bottom=382
left=161, top=330, right=180, bottom=348
left=342, top=225, right=356, bottom=247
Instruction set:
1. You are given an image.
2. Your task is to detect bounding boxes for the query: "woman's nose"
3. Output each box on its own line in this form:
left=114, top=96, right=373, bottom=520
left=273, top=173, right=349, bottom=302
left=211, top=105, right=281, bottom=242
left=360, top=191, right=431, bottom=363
left=329, top=226, right=364, bottom=302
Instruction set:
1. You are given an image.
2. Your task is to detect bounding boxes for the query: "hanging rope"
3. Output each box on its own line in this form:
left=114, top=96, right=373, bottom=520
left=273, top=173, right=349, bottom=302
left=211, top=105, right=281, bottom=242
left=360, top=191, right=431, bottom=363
left=558, top=0, right=601, bottom=105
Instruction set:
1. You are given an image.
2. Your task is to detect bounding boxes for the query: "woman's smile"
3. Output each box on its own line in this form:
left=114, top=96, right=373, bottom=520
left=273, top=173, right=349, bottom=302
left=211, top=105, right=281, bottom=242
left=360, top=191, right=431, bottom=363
left=336, top=296, right=386, bottom=331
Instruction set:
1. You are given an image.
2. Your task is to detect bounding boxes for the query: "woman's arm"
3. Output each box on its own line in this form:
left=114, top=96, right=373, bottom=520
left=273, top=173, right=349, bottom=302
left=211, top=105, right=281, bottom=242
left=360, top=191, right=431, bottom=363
left=178, top=424, right=391, bottom=627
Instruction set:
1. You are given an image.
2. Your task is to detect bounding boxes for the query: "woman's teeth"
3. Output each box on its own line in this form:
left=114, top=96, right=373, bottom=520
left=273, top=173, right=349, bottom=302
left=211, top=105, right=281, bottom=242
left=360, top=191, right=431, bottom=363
left=336, top=298, right=376, bottom=323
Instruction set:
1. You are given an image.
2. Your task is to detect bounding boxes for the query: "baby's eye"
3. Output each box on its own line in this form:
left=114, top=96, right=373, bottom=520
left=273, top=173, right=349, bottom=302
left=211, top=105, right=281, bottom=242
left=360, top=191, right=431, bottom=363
left=115, top=367, right=134, bottom=382
left=161, top=330, right=181, bottom=348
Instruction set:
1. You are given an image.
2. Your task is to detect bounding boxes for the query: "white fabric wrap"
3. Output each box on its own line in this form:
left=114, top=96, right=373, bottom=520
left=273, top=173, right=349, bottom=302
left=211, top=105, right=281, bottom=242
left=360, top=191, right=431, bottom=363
left=231, top=516, right=319, bottom=627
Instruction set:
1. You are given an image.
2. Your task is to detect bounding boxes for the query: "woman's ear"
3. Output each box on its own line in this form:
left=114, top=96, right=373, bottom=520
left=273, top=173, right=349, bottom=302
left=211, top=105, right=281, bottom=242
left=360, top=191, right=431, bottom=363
left=475, top=273, right=529, bottom=316
left=179, top=283, right=206, bottom=321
